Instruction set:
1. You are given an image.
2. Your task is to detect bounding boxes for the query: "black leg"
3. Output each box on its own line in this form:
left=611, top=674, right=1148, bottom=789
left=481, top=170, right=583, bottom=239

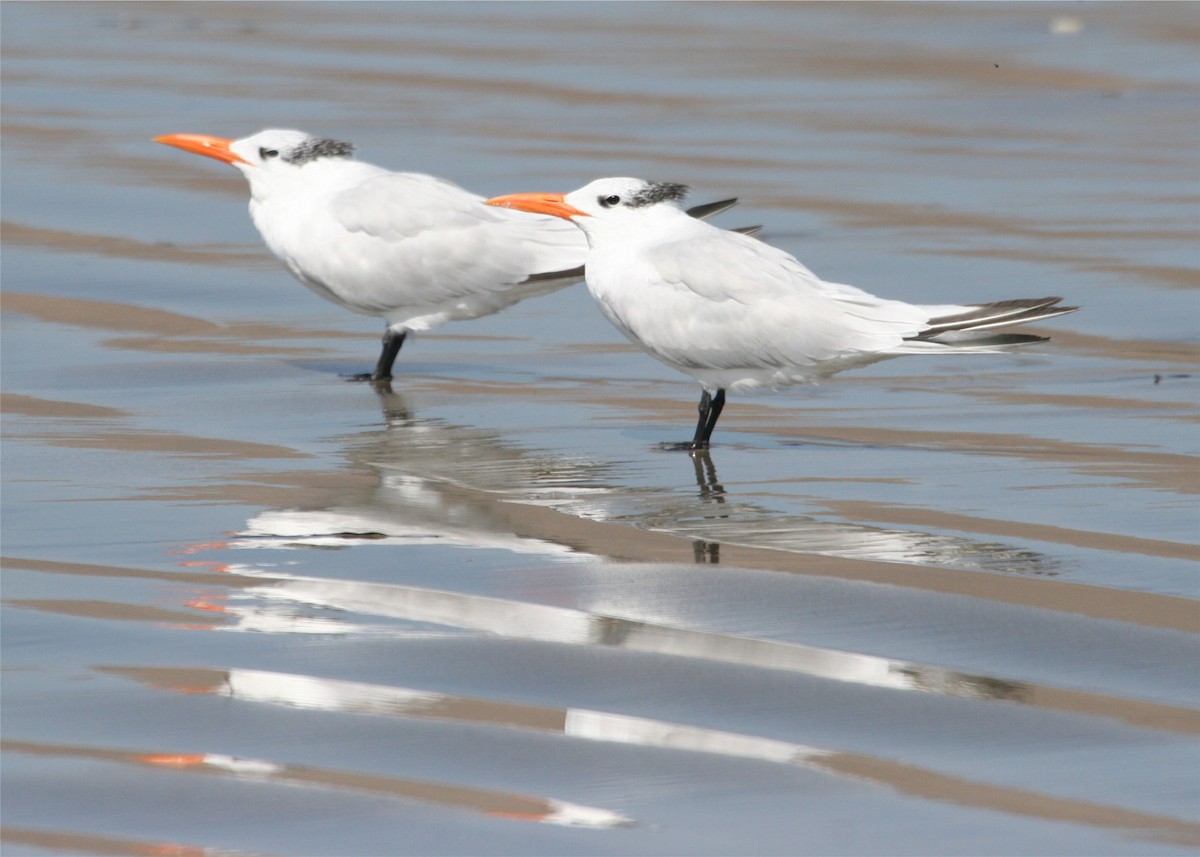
left=372, top=329, right=407, bottom=382
left=690, top=388, right=726, bottom=450
left=346, top=329, right=406, bottom=383
left=690, top=390, right=713, bottom=448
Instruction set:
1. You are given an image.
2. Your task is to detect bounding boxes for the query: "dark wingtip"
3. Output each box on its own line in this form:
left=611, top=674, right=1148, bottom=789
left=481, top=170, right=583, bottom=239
left=913, top=297, right=1078, bottom=341
left=684, top=198, right=738, bottom=220
left=522, top=264, right=585, bottom=284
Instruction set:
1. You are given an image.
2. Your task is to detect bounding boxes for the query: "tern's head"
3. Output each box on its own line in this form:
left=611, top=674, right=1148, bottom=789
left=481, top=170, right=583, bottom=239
left=154, top=129, right=356, bottom=179
left=486, top=178, right=691, bottom=235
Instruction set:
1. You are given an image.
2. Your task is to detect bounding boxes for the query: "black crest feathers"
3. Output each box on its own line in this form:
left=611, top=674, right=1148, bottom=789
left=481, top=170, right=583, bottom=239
left=628, top=182, right=690, bottom=208
left=284, top=138, right=355, bottom=165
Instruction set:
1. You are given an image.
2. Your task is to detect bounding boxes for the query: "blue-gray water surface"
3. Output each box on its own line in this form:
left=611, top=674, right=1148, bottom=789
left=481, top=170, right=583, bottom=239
left=2, top=2, right=1198, bottom=855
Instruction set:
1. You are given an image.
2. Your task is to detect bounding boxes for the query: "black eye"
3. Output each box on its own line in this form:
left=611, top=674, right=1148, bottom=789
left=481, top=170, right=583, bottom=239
left=259, top=148, right=279, bottom=160
left=598, top=194, right=621, bottom=208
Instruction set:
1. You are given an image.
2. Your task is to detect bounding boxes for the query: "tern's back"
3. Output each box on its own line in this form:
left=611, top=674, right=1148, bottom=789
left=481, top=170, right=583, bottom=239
left=249, top=165, right=587, bottom=330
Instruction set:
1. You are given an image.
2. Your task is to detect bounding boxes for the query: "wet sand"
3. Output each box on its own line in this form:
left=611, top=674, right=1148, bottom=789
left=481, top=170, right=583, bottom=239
left=3, top=2, right=1198, bottom=855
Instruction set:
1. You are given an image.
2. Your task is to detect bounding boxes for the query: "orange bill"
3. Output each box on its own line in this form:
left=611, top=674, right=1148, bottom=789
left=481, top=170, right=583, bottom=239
left=485, top=192, right=589, bottom=219
left=153, top=133, right=248, bottom=166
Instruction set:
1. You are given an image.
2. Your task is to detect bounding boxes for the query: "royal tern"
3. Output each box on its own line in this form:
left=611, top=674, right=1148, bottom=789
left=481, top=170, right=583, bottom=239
left=154, top=130, right=742, bottom=382
left=488, top=178, right=1077, bottom=450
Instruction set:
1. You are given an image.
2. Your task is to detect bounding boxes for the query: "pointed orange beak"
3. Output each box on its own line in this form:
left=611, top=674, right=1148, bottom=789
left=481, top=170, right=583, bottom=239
left=486, top=192, right=589, bottom=220
left=154, top=133, right=249, bottom=166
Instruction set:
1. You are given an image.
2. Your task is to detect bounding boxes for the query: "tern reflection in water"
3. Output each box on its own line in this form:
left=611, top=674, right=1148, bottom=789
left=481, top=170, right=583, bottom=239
left=103, top=665, right=831, bottom=768
left=178, top=558, right=1031, bottom=708
left=95, top=665, right=1200, bottom=845
left=162, top=394, right=1073, bottom=717
left=221, top=388, right=1055, bottom=576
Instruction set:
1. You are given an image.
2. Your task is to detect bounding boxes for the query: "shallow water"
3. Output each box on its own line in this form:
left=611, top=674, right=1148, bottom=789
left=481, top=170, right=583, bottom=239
left=2, top=2, right=1198, bottom=855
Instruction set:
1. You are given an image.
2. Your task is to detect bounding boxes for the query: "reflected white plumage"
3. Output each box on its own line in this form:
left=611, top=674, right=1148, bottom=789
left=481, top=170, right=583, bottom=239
left=155, top=130, right=740, bottom=381
left=488, top=178, right=1077, bottom=449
